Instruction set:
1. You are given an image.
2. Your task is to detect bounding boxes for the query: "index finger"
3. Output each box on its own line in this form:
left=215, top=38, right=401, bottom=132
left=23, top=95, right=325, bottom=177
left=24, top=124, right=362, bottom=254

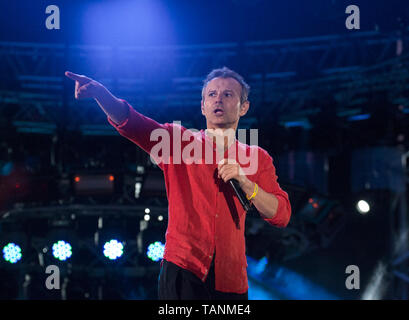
left=65, top=71, right=84, bottom=81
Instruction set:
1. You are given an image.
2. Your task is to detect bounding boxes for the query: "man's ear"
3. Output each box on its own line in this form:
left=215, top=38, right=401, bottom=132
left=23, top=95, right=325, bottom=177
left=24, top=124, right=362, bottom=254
left=201, top=100, right=205, bottom=116
left=239, top=101, right=250, bottom=116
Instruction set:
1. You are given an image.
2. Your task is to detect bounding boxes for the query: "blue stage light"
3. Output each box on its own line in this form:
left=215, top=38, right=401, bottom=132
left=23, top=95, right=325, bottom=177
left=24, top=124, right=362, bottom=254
left=103, top=239, right=124, bottom=260
left=347, top=113, right=371, bottom=121
left=147, top=241, right=165, bottom=262
left=2, top=243, right=22, bottom=264
left=52, top=240, right=72, bottom=261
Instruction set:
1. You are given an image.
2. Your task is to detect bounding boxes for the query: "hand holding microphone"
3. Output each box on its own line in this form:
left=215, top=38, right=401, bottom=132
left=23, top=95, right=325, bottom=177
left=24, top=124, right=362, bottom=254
left=217, top=159, right=252, bottom=211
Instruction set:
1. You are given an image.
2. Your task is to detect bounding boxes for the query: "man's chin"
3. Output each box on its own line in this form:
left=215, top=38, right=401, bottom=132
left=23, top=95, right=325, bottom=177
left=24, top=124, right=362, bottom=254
left=209, top=122, right=235, bottom=130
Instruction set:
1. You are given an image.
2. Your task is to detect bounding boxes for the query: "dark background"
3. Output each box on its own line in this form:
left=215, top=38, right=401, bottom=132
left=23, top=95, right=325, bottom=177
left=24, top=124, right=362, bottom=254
left=0, top=0, right=408, bottom=300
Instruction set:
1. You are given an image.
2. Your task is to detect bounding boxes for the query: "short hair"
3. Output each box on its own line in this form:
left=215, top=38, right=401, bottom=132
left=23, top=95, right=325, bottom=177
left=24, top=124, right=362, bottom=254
left=202, top=67, right=250, bottom=104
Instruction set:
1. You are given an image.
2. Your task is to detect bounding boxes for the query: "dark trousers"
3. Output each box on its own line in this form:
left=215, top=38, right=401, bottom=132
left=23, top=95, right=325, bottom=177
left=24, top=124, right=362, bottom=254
left=158, top=258, right=248, bottom=300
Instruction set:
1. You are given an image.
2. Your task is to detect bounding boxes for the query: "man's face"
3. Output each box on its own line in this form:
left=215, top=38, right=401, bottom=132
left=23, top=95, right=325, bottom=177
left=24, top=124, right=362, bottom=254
left=201, top=77, right=249, bottom=130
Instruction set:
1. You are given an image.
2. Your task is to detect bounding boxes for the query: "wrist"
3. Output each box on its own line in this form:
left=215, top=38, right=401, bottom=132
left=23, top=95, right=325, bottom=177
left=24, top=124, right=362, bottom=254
left=239, top=176, right=252, bottom=192
left=95, top=83, right=108, bottom=100
left=245, top=181, right=258, bottom=201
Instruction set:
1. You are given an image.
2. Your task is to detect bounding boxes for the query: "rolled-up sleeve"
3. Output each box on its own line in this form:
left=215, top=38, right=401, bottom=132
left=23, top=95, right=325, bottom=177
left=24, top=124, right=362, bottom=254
left=107, top=100, right=166, bottom=150
left=107, top=99, right=173, bottom=169
left=255, top=148, right=291, bottom=228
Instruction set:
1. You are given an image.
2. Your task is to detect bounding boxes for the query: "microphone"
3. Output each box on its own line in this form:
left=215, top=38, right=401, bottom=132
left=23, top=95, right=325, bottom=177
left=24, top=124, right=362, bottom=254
left=229, top=179, right=252, bottom=211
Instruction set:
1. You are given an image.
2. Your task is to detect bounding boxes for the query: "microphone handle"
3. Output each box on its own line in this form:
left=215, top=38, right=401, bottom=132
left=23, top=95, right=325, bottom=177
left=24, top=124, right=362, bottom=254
left=229, top=179, right=251, bottom=211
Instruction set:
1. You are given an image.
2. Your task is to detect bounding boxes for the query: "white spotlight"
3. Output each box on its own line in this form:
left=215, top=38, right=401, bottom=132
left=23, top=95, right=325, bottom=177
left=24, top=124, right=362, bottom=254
left=158, top=215, right=163, bottom=221
left=361, top=261, right=389, bottom=300
left=356, top=200, right=370, bottom=214
left=144, top=214, right=150, bottom=221
left=134, top=182, right=142, bottom=199
left=145, top=208, right=150, bottom=214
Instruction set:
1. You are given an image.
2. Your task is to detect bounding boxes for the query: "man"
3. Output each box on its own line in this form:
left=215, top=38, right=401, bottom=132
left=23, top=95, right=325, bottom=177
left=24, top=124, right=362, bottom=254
left=65, top=67, right=291, bottom=300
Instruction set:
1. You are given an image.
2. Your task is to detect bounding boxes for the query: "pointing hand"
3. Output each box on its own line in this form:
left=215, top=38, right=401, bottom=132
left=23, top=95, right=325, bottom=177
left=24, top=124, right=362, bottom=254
left=65, top=71, right=102, bottom=99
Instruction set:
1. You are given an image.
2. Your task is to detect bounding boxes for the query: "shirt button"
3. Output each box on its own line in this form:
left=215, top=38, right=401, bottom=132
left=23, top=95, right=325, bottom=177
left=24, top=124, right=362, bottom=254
left=216, top=214, right=219, bottom=218
left=209, top=255, right=212, bottom=259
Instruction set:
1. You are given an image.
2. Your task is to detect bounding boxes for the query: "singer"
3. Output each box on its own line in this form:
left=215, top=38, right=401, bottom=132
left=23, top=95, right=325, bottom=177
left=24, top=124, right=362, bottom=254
left=65, top=67, right=291, bottom=300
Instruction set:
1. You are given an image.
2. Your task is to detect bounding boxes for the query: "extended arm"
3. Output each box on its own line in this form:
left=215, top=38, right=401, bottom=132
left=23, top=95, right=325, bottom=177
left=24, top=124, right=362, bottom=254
left=65, top=71, right=175, bottom=169
left=65, top=71, right=128, bottom=125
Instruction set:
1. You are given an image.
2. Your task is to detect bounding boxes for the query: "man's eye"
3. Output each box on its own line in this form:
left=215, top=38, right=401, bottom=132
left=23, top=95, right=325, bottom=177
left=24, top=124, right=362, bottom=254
left=209, top=92, right=216, bottom=97
left=225, top=93, right=232, bottom=97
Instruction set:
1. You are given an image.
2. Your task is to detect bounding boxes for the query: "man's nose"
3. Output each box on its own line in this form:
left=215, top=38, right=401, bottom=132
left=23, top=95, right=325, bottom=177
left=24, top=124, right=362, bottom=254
left=215, top=92, right=223, bottom=103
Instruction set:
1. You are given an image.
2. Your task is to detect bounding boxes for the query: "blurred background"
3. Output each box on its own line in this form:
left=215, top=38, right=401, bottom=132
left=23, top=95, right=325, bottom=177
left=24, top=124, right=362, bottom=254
left=0, top=0, right=408, bottom=300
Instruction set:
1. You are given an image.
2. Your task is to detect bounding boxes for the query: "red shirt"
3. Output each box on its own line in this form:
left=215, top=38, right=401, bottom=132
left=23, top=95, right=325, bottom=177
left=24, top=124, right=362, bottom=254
left=107, top=100, right=291, bottom=294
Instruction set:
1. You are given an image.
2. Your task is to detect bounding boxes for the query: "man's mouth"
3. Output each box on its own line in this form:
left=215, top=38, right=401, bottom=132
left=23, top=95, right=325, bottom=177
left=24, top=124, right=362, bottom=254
left=214, top=108, right=224, bottom=115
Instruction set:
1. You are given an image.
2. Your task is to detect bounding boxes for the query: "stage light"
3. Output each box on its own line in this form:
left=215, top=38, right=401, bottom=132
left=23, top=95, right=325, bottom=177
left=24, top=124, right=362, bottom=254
left=2, top=243, right=22, bottom=264
left=246, top=256, right=339, bottom=299
left=253, top=256, right=268, bottom=275
left=281, top=119, right=311, bottom=129
left=361, top=261, right=388, bottom=300
left=103, top=239, right=124, bottom=260
left=135, top=182, right=142, bottom=199
left=356, top=200, right=370, bottom=214
left=158, top=215, right=163, bottom=221
left=145, top=208, right=150, bottom=214
left=146, top=241, right=165, bottom=262
left=347, top=113, right=371, bottom=121
left=298, top=196, right=327, bottom=222
left=52, top=240, right=72, bottom=261
left=144, top=214, right=150, bottom=221
left=74, top=174, right=114, bottom=195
